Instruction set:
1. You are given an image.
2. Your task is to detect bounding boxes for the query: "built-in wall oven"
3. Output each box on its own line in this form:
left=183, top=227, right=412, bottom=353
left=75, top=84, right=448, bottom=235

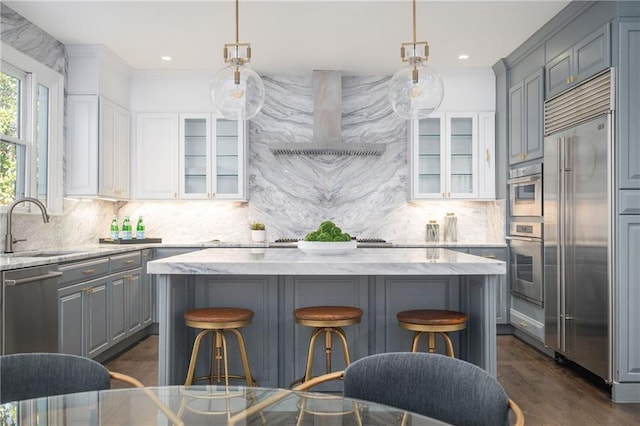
left=507, top=163, right=544, bottom=307
left=507, top=164, right=542, bottom=217
left=507, top=222, right=543, bottom=306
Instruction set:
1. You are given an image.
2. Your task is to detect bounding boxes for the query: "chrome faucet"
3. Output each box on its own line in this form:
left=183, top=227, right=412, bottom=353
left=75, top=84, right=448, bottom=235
left=4, top=197, right=50, bottom=253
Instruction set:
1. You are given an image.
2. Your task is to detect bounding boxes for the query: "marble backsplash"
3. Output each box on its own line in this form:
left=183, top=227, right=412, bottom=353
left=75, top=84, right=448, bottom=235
left=3, top=196, right=504, bottom=251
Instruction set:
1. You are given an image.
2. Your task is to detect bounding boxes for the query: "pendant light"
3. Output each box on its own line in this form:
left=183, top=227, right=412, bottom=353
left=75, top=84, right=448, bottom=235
left=388, top=0, right=444, bottom=120
left=210, top=0, right=265, bottom=120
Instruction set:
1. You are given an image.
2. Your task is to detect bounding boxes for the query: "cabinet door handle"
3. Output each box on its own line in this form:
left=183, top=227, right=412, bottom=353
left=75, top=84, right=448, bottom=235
left=83, top=269, right=96, bottom=274
left=84, top=287, right=93, bottom=295
left=518, top=321, right=528, bottom=328
left=485, top=149, right=490, bottom=164
left=447, top=192, right=451, bottom=198
left=566, top=77, right=571, bottom=84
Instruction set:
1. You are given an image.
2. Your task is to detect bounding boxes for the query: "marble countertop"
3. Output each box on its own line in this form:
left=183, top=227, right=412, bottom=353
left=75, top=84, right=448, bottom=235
left=147, top=247, right=506, bottom=276
left=0, top=241, right=506, bottom=272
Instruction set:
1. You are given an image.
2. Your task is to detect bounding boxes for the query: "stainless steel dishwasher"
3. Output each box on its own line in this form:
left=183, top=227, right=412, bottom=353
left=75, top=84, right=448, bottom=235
left=1, top=265, right=62, bottom=354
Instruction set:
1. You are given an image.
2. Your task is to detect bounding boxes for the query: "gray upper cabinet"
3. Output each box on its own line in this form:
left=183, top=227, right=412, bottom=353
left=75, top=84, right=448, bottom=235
left=618, top=21, right=640, bottom=190
left=509, top=69, right=544, bottom=165
left=545, top=23, right=611, bottom=99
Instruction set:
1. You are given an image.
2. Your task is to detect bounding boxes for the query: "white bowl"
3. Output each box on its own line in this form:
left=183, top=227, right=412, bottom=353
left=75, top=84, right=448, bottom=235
left=297, top=240, right=357, bottom=255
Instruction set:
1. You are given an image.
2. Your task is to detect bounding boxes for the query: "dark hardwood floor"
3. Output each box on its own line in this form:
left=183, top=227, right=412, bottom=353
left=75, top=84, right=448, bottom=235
left=105, top=334, right=640, bottom=425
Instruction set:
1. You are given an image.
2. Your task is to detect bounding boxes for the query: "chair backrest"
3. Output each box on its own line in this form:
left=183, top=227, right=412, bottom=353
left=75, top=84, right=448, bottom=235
left=0, top=353, right=111, bottom=403
left=343, top=352, right=511, bottom=426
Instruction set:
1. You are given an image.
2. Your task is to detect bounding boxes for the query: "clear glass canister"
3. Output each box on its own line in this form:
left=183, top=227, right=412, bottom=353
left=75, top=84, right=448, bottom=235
left=426, top=220, right=439, bottom=242
left=444, top=213, right=457, bottom=242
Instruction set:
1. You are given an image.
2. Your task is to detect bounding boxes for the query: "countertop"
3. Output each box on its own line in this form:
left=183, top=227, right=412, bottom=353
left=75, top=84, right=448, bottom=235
left=147, top=247, right=506, bottom=276
left=0, top=241, right=506, bottom=272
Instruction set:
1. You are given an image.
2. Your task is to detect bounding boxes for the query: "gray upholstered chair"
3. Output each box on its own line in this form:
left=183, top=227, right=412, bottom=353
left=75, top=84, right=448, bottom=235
left=294, top=352, right=524, bottom=426
left=0, top=352, right=143, bottom=404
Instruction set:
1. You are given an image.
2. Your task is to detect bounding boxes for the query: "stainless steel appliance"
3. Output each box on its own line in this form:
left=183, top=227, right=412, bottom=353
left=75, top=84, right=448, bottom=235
left=1, top=264, right=62, bottom=354
left=507, top=222, right=543, bottom=306
left=507, top=164, right=543, bottom=217
left=544, top=69, right=613, bottom=382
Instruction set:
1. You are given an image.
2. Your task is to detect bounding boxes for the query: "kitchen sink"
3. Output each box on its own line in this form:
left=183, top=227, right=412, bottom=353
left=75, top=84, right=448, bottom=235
left=10, top=250, right=85, bottom=258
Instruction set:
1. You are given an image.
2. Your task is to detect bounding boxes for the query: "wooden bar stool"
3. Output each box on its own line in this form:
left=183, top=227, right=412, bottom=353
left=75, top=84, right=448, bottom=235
left=396, top=309, right=468, bottom=357
left=184, top=307, right=257, bottom=387
left=291, top=305, right=363, bottom=387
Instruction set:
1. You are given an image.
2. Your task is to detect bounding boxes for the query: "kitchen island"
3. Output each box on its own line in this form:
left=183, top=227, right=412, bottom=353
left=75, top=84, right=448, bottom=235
left=148, top=247, right=505, bottom=387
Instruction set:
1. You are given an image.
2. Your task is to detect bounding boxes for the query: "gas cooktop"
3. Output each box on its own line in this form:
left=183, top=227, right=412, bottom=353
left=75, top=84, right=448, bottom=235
left=270, top=238, right=392, bottom=248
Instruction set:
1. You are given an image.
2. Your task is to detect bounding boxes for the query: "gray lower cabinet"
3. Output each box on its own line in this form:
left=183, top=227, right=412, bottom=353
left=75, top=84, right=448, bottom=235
left=468, top=248, right=508, bottom=325
left=58, top=250, right=149, bottom=359
left=440, top=247, right=508, bottom=325
left=58, top=276, right=110, bottom=357
left=616, top=213, right=640, bottom=383
left=141, top=249, right=153, bottom=326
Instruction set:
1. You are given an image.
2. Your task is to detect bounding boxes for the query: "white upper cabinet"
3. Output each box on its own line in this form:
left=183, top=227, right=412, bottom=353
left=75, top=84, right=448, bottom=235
left=66, top=95, right=130, bottom=199
left=179, top=114, right=246, bottom=200
left=135, top=113, right=246, bottom=200
left=135, top=113, right=180, bottom=199
left=65, top=46, right=132, bottom=199
left=410, top=112, right=495, bottom=199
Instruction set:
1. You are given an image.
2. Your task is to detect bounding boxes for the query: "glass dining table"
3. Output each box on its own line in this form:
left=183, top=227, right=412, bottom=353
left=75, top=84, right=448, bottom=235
left=0, top=385, right=450, bottom=425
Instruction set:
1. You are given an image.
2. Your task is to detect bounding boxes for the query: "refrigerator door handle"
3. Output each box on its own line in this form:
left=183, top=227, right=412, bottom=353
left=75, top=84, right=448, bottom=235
left=558, top=135, right=567, bottom=353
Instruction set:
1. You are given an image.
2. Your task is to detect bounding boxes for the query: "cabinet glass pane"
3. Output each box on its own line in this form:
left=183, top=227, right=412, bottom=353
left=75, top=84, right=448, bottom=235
left=216, top=120, right=238, bottom=137
left=185, top=175, right=206, bottom=194
left=451, top=175, right=473, bottom=193
left=450, top=117, right=473, bottom=193
left=215, top=119, right=239, bottom=195
left=217, top=137, right=238, bottom=156
left=419, top=156, right=440, bottom=174
left=185, top=119, right=206, bottom=136
left=184, top=118, right=207, bottom=195
left=217, top=176, right=238, bottom=194
left=184, top=137, right=206, bottom=155
left=419, top=175, right=440, bottom=194
left=184, top=156, right=207, bottom=177
left=217, top=156, right=238, bottom=175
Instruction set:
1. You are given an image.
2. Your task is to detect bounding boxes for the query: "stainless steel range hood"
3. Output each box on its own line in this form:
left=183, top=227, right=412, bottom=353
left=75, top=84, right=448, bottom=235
left=270, top=70, right=386, bottom=156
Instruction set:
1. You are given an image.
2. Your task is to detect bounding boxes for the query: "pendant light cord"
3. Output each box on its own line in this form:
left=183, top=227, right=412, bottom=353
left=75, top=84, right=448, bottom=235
left=235, top=0, right=239, bottom=45
left=412, top=0, right=417, bottom=44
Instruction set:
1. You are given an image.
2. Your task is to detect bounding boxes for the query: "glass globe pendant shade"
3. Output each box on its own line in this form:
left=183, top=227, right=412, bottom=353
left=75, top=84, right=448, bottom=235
left=210, top=64, right=265, bottom=120
left=388, top=63, right=444, bottom=120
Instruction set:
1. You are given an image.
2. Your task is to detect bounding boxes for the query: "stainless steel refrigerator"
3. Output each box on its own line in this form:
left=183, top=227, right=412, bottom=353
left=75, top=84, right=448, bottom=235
left=543, top=69, right=613, bottom=382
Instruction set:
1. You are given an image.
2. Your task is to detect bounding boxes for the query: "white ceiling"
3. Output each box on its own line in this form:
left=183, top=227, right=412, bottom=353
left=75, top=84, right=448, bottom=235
left=4, top=0, right=570, bottom=75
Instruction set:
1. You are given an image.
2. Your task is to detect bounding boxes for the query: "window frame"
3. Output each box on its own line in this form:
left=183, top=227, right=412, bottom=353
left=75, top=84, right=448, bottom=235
left=1, top=43, right=63, bottom=214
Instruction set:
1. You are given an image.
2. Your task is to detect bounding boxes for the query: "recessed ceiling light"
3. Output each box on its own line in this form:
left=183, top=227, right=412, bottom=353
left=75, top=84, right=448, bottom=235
left=161, top=56, right=173, bottom=61
left=458, top=54, right=470, bottom=60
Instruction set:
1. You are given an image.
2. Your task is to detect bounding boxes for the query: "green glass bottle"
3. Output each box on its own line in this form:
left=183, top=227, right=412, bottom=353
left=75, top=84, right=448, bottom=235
left=110, top=215, right=119, bottom=240
left=136, top=216, right=145, bottom=240
left=122, top=215, right=132, bottom=240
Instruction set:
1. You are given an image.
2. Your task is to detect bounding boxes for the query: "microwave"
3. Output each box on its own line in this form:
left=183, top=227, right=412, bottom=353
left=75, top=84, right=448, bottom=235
left=508, top=164, right=542, bottom=217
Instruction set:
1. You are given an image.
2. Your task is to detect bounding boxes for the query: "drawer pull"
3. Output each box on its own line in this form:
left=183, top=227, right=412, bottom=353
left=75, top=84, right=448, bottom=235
left=518, top=322, right=528, bottom=328
left=124, top=260, right=134, bottom=264
left=83, top=269, right=96, bottom=274
left=482, top=255, right=496, bottom=259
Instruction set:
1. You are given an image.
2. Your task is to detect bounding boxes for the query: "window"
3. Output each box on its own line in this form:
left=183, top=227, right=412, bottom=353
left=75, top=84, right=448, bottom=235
left=0, top=44, right=63, bottom=213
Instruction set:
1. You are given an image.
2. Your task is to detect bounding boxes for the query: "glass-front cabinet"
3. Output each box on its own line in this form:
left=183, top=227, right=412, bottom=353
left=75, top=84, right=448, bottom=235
left=411, top=112, right=495, bottom=199
left=179, top=114, right=246, bottom=200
